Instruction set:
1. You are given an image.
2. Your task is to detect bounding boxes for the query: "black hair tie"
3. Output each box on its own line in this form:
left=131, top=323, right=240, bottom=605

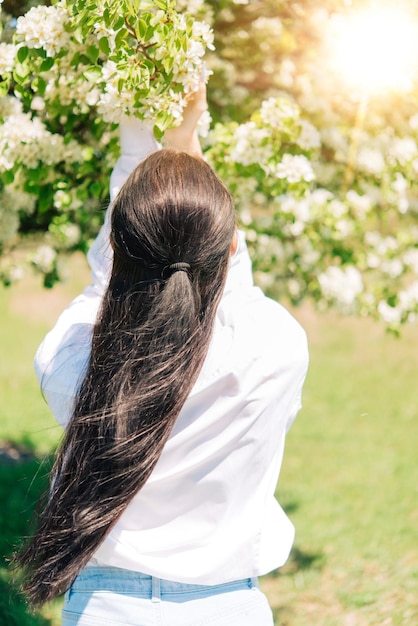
left=162, top=262, right=191, bottom=279
left=169, top=262, right=191, bottom=272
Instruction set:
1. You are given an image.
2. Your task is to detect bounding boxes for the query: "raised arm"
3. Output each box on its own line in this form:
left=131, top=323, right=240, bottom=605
left=89, top=81, right=207, bottom=292
left=87, top=121, right=160, bottom=294
left=163, top=82, right=207, bottom=156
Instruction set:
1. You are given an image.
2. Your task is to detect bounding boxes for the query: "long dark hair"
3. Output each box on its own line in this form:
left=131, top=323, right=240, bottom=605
left=15, top=149, right=236, bottom=606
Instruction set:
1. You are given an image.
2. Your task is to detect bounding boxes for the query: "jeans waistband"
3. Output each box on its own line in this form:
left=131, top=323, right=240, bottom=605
left=72, top=567, right=259, bottom=603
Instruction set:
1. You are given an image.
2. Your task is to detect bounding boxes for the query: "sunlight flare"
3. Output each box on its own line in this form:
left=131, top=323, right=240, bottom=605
left=328, top=4, right=418, bottom=93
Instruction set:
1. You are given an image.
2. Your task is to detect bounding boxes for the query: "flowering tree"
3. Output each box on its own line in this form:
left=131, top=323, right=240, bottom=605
left=1, top=0, right=418, bottom=328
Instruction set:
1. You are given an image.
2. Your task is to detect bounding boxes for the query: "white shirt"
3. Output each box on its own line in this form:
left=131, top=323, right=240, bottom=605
left=34, top=119, right=309, bottom=584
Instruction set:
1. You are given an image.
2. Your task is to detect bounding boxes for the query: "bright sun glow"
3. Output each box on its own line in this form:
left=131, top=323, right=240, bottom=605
left=328, top=5, right=418, bottom=94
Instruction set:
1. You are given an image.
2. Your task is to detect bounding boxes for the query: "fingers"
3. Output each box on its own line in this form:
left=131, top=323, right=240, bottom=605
left=162, top=68, right=208, bottom=154
left=185, top=80, right=207, bottom=112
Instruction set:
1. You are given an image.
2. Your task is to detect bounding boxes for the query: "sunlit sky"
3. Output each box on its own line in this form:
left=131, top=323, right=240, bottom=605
left=326, top=3, right=418, bottom=94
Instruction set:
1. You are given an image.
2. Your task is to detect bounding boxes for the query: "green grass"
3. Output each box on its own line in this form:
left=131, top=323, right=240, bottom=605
left=265, top=308, right=418, bottom=625
left=1, top=258, right=417, bottom=625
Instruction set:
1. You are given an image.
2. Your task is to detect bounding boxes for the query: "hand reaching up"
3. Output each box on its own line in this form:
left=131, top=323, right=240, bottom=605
left=163, top=81, right=207, bottom=155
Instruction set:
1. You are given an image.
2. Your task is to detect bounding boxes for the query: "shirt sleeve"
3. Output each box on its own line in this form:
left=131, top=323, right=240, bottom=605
left=88, top=119, right=161, bottom=295
left=223, top=230, right=254, bottom=294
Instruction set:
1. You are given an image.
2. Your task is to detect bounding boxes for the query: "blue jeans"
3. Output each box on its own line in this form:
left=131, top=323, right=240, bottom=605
left=62, top=567, right=274, bottom=626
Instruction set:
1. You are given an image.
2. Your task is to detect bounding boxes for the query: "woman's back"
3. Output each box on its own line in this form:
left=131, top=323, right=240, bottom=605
left=16, top=94, right=309, bottom=624
left=88, top=240, right=308, bottom=583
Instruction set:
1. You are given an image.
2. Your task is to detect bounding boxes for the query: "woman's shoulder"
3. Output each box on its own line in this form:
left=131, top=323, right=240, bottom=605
left=219, top=284, right=307, bottom=353
left=191, top=285, right=308, bottom=421
left=203, top=284, right=309, bottom=390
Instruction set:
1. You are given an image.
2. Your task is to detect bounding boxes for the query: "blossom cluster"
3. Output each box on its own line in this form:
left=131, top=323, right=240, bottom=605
left=0, top=98, right=83, bottom=171
left=6, top=0, right=214, bottom=131
left=0, top=94, right=84, bottom=252
left=205, top=84, right=418, bottom=326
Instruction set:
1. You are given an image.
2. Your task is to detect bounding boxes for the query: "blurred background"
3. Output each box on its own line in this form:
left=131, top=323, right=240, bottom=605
left=1, top=1, right=418, bottom=624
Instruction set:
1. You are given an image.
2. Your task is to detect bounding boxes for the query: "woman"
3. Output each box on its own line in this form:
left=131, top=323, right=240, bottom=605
left=16, top=85, right=309, bottom=625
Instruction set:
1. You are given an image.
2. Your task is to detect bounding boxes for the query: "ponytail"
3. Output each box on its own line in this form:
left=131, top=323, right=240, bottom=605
left=15, top=150, right=236, bottom=606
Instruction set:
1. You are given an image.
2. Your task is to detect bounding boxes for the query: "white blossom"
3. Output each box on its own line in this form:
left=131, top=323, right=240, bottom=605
left=0, top=112, right=83, bottom=169
left=381, top=259, right=404, bottom=278
left=310, top=188, right=334, bottom=205
left=0, top=43, right=16, bottom=75
left=176, top=0, right=206, bottom=14
left=278, top=59, right=295, bottom=88
left=298, top=120, right=321, bottom=150
left=254, top=270, right=275, bottom=290
left=399, top=282, right=418, bottom=310
left=230, top=122, right=272, bottom=166
left=197, top=111, right=212, bottom=137
left=288, top=220, right=305, bottom=236
left=275, top=154, right=315, bottom=184
left=390, top=137, right=417, bottom=164
left=0, top=95, right=23, bottom=119
left=260, top=97, right=299, bottom=130
left=366, top=253, right=380, bottom=269
left=403, top=249, right=418, bottom=274
left=55, top=223, right=81, bottom=247
left=346, top=190, right=371, bottom=217
left=192, top=20, right=215, bottom=50
left=30, top=96, right=46, bottom=112
left=329, top=199, right=347, bottom=218
left=8, top=265, right=25, bottom=282
left=356, top=147, right=385, bottom=175
left=32, top=245, right=56, bottom=273
left=377, top=301, right=402, bottom=324
left=318, top=265, right=363, bottom=308
left=16, top=5, right=71, bottom=56
left=376, top=236, right=398, bottom=256
left=321, top=127, right=348, bottom=153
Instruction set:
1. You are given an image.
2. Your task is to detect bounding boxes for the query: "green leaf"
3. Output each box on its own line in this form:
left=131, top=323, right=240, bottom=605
left=135, top=19, right=147, bottom=39
left=144, top=26, right=155, bottom=42
left=13, top=63, right=30, bottom=83
left=78, top=54, right=91, bottom=65
left=1, top=170, right=15, bottom=185
left=114, top=16, right=125, bottom=30
left=23, top=180, right=40, bottom=195
left=38, top=188, right=54, bottom=213
left=89, top=181, right=102, bottom=196
left=131, top=0, right=142, bottom=13
left=0, top=80, right=10, bottom=98
left=17, top=46, right=29, bottom=63
left=83, top=66, right=102, bottom=81
left=34, top=47, right=47, bottom=58
left=26, top=168, right=41, bottom=183
left=115, top=28, right=128, bottom=48
left=99, top=37, right=111, bottom=56
left=87, top=45, right=100, bottom=64
left=153, top=124, right=164, bottom=142
left=33, top=76, right=47, bottom=96
left=142, top=58, right=155, bottom=74
left=162, top=55, right=173, bottom=73
left=70, top=51, right=81, bottom=67
left=103, top=8, right=111, bottom=27
left=40, top=57, right=55, bottom=72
